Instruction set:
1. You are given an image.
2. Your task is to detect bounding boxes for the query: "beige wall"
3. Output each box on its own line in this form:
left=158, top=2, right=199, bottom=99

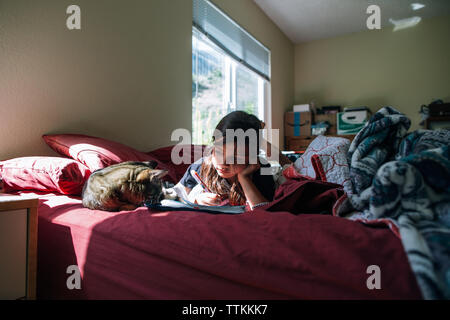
left=0, top=0, right=294, bottom=160
left=0, top=0, right=192, bottom=160
left=211, top=0, right=294, bottom=148
left=294, top=14, right=450, bottom=130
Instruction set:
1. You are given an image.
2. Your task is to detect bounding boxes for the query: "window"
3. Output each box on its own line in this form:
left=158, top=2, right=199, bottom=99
left=192, top=0, right=270, bottom=145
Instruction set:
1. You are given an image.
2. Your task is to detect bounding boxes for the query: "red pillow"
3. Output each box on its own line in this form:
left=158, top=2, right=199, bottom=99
left=43, top=134, right=177, bottom=182
left=0, top=157, right=91, bottom=195
left=146, top=144, right=207, bottom=182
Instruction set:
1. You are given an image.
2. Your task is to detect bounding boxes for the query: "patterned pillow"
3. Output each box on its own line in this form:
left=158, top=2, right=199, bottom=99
left=293, top=135, right=353, bottom=195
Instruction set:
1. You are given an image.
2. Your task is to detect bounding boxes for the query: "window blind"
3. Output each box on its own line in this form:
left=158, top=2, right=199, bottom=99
left=193, top=0, right=271, bottom=81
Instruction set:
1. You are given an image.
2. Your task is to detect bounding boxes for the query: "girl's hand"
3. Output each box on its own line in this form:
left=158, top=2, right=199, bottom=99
left=237, top=163, right=260, bottom=181
left=194, top=192, right=222, bottom=206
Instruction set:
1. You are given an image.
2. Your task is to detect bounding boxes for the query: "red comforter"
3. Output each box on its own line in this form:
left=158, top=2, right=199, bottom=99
left=36, top=179, right=422, bottom=299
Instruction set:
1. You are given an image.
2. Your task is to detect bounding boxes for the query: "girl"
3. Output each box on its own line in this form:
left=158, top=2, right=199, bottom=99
left=179, top=111, right=289, bottom=209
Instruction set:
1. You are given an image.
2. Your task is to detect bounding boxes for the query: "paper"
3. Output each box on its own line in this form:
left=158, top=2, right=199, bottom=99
left=293, top=104, right=310, bottom=112
left=146, top=198, right=246, bottom=214
left=152, top=181, right=247, bottom=214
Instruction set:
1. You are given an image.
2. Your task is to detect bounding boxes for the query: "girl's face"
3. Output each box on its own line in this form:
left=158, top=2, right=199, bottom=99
left=211, top=143, right=249, bottom=179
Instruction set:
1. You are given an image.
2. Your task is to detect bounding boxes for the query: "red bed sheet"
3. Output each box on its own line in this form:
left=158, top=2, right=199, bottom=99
left=35, top=180, right=422, bottom=299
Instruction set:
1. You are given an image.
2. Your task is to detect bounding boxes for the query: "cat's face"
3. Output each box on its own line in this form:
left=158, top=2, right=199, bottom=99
left=135, top=167, right=168, bottom=205
left=142, top=179, right=164, bottom=205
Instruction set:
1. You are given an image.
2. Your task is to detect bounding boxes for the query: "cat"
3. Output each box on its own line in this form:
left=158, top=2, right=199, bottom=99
left=82, top=161, right=177, bottom=212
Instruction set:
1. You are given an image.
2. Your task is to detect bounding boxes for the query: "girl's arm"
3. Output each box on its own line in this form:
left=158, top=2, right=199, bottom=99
left=237, top=164, right=269, bottom=208
left=184, top=185, right=222, bottom=205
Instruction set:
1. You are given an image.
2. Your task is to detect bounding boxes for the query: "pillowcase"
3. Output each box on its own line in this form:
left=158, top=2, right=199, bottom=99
left=43, top=134, right=177, bottom=182
left=282, top=163, right=315, bottom=181
left=146, top=144, right=207, bottom=182
left=0, top=157, right=91, bottom=195
left=292, top=135, right=353, bottom=195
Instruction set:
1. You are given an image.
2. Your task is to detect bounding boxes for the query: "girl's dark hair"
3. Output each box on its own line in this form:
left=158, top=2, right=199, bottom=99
left=214, top=111, right=262, bottom=137
left=200, top=111, right=263, bottom=205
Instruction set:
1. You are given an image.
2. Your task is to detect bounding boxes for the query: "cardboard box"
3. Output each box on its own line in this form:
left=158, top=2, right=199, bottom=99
left=337, top=111, right=369, bottom=135
left=284, top=112, right=312, bottom=136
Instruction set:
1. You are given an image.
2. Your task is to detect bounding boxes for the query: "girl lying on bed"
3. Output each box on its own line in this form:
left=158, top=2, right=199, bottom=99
left=178, top=111, right=290, bottom=210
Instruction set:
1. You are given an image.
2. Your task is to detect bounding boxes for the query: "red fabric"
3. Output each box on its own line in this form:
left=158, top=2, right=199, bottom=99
left=311, top=154, right=327, bottom=181
left=43, top=134, right=177, bottom=182
left=0, top=157, right=91, bottom=195
left=268, top=178, right=345, bottom=214
left=146, top=144, right=207, bottom=182
left=282, top=164, right=315, bottom=181
left=282, top=159, right=327, bottom=182
left=35, top=179, right=422, bottom=299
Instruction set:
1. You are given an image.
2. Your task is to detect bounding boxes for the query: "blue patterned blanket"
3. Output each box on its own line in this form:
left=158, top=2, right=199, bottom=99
left=345, top=106, right=450, bottom=299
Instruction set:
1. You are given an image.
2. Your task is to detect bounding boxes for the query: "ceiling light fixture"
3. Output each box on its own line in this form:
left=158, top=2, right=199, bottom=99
left=389, top=16, right=422, bottom=31
left=411, top=3, right=426, bottom=11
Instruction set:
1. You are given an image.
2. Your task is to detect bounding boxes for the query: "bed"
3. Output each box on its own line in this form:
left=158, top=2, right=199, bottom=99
left=2, top=123, right=444, bottom=300
left=34, top=183, right=421, bottom=299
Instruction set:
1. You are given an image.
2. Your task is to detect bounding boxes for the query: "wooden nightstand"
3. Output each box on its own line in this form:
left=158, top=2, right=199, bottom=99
left=0, top=194, right=39, bottom=300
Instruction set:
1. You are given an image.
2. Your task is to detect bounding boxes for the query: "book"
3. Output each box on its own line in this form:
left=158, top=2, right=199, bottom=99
left=146, top=199, right=246, bottom=214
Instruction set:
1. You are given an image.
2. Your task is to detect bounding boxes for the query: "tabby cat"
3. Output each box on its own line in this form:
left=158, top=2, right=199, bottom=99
left=82, top=161, right=176, bottom=212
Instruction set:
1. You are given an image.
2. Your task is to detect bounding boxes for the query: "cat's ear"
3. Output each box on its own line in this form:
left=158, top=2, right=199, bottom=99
left=143, top=161, right=158, bottom=169
left=136, top=169, right=152, bottom=183
left=136, top=169, right=168, bottom=183
left=150, top=169, right=168, bottom=180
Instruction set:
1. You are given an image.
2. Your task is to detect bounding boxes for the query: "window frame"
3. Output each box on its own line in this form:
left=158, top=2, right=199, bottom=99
left=192, top=27, right=271, bottom=144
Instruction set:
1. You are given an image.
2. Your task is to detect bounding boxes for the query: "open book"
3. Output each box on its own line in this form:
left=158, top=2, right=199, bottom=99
left=146, top=198, right=246, bottom=214
left=145, top=182, right=246, bottom=214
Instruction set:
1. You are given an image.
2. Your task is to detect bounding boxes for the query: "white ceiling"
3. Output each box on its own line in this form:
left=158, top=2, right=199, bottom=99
left=253, top=0, right=450, bottom=43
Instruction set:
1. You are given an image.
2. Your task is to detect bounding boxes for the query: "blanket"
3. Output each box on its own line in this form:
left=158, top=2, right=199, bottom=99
left=343, top=106, right=450, bottom=299
left=34, top=182, right=422, bottom=299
